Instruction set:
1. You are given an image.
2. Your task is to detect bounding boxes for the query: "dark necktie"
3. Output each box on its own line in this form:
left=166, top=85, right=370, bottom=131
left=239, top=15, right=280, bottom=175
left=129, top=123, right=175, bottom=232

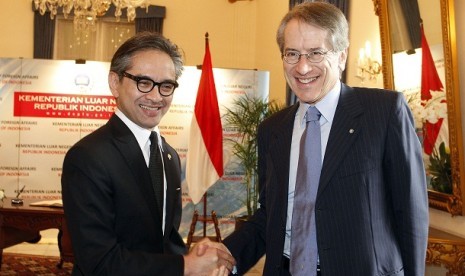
left=290, top=106, right=322, bottom=276
left=149, top=131, right=164, bottom=218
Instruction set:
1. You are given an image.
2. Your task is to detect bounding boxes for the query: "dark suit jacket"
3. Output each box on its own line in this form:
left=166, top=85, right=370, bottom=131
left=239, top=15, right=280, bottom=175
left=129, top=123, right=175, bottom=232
left=62, top=114, right=186, bottom=275
left=224, top=84, right=429, bottom=276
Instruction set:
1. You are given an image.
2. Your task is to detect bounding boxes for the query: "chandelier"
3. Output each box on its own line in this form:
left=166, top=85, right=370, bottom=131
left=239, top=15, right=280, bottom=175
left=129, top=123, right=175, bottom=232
left=33, top=0, right=149, bottom=32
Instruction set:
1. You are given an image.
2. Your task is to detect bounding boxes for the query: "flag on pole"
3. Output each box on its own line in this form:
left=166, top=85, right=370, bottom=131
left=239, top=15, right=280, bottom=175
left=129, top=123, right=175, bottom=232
left=186, top=33, right=224, bottom=204
left=421, top=24, right=444, bottom=155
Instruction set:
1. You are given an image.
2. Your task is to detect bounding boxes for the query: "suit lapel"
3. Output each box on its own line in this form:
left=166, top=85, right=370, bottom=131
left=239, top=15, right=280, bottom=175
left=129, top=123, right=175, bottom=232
left=318, top=84, right=364, bottom=196
left=268, top=105, right=299, bottom=214
left=109, top=115, right=161, bottom=223
left=160, top=138, right=178, bottom=233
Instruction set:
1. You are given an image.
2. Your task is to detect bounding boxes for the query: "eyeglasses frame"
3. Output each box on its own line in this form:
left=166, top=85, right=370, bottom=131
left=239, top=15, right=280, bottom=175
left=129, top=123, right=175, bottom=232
left=121, top=71, right=179, bottom=97
left=282, top=49, right=333, bottom=65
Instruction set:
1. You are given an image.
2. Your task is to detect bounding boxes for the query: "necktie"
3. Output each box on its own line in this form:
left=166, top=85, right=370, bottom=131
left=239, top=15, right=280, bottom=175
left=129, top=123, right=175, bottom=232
left=290, top=106, right=322, bottom=276
left=149, top=131, right=164, bottom=218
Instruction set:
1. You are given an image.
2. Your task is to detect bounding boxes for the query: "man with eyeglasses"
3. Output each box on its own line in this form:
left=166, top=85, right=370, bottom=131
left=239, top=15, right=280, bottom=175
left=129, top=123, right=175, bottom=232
left=223, top=2, right=428, bottom=276
left=62, top=32, right=235, bottom=276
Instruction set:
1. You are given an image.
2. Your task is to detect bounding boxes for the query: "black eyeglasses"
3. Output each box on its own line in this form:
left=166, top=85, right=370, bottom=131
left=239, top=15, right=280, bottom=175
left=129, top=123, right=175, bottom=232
left=122, top=71, right=178, bottom=97
left=282, top=49, right=333, bottom=64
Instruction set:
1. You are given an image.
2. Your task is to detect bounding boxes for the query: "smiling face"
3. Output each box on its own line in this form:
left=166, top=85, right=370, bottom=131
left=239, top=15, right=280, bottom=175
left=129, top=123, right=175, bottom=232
left=283, top=19, right=347, bottom=104
left=109, top=49, right=176, bottom=130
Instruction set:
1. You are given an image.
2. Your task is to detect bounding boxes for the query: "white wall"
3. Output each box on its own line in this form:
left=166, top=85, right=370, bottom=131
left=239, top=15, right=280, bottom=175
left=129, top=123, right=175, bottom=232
left=0, top=0, right=34, bottom=58
left=346, top=0, right=383, bottom=88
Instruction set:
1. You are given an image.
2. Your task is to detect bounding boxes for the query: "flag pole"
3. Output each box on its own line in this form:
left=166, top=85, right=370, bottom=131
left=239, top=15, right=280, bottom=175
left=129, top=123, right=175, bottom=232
left=186, top=32, right=222, bottom=248
left=202, top=193, right=207, bottom=237
left=201, top=32, right=209, bottom=238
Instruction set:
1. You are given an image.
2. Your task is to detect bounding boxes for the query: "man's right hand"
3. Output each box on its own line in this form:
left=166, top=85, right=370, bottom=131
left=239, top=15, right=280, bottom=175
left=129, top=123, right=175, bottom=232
left=183, top=238, right=236, bottom=276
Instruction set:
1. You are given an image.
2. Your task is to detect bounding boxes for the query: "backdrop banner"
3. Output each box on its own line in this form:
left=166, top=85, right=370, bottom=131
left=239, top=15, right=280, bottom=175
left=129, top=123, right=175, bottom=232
left=0, top=58, right=269, bottom=238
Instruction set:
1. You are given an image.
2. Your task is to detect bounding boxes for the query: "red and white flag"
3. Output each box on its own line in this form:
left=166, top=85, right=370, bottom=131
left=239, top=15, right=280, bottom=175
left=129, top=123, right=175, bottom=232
left=421, top=25, right=444, bottom=155
left=186, top=34, right=224, bottom=204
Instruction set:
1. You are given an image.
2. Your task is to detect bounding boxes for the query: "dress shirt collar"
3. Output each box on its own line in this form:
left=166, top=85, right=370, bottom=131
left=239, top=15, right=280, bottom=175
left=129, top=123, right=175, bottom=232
left=297, top=80, right=341, bottom=127
left=115, top=109, right=163, bottom=151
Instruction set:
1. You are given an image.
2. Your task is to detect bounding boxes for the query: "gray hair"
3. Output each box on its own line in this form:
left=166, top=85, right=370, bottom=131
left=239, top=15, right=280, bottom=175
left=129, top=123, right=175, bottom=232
left=276, top=2, right=349, bottom=54
left=110, top=32, right=184, bottom=80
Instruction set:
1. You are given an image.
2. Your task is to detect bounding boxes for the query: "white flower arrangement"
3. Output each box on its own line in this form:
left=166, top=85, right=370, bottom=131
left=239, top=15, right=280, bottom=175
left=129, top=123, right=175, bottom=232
left=406, top=88, right=452, bottom=192
left=0, top=189, right=5, bottom=201
left=406, top=88, right=447, bottom=129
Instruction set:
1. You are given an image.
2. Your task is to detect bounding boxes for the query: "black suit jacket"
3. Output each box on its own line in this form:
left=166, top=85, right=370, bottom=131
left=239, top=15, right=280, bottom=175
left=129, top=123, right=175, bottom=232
left=62, top=114, right=186, bottom=275
left=224, top=84, right=429, bottom=276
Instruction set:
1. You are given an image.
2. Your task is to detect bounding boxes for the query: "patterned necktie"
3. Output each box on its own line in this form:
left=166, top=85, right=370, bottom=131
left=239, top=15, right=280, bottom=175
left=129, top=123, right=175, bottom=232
left=149, top=131, right=164, bottom=218
left=290, top=106, right=322, bottom=276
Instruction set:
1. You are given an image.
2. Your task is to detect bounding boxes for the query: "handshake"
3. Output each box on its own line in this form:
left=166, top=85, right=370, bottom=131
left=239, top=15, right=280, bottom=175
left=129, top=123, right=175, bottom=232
left=184, top=238, right=236, bottom=276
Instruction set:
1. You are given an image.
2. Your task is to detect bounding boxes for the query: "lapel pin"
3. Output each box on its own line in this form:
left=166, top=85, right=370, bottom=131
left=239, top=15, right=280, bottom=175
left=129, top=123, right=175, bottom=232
left=349, top=129, right=355, bottom=134
left=167, top=154, right=172, bottom=160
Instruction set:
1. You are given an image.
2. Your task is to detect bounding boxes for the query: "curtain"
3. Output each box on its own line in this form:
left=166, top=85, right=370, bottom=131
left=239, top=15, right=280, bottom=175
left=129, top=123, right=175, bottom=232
left=33, top=10, right=55, bottom=59
left=286, top=0, right=351, bottom=106
left=397, top=0, right=421, bottom=50
left=135, top=18, right=164, bottom=33
left=134, top=6, right=166, bottom=33
left=103, top=5, right=166, bottom=34
left=388, top=0, right=413, bottom=53
left=388, top=0, right=421, bottom=53
left=33, top=5, right=166, bottom=59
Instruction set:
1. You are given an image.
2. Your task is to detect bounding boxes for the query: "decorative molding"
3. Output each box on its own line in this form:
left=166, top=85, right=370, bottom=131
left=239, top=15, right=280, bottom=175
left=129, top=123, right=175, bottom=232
left=440, top=0, right=464, bottom=216
left=427, top=237, right=465, bottom=275
left=3, top=214, right=64, bottom=231
left=429, top=190, right=462, bottom=216
left=372, top=0, right=381, bottom=16
left=373, top=0, right=394, bottom=90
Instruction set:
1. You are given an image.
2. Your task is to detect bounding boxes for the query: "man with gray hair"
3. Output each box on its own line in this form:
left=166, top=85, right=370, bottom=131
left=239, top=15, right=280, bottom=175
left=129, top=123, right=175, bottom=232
left=223, top=2, right=428, bottom=275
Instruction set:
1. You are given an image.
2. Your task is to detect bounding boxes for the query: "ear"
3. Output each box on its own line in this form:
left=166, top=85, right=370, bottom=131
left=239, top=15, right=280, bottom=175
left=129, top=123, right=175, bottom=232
left=338, top=48, right=348, bottom=73
left=108, top=71, right=120, bottom=98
